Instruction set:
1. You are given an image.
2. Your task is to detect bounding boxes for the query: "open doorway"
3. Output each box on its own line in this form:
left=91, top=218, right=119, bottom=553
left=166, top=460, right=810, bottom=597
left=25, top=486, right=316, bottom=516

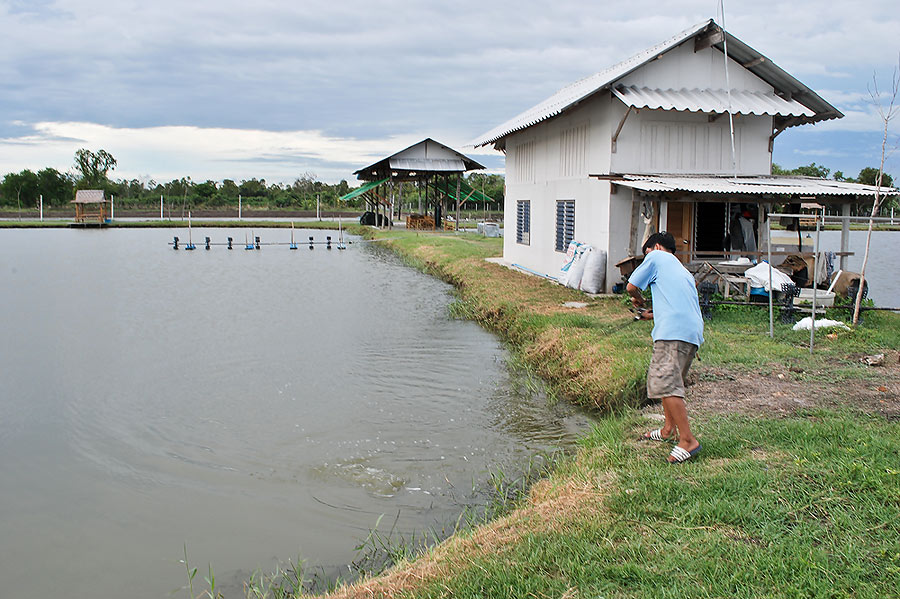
left=696, top=202, right=727, bottom=260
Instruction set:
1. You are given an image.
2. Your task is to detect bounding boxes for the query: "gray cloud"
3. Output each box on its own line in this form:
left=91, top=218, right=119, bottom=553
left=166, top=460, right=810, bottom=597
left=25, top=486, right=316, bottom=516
left=1, top=0, right=897, bottom=179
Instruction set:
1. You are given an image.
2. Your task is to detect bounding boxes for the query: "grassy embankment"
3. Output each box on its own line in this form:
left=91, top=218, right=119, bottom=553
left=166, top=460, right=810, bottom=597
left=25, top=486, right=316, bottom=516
left=313, top=228, right=900, bottom=599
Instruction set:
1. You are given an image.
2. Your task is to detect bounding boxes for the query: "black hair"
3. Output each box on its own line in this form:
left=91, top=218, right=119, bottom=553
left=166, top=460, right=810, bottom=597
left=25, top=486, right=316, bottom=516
left=642, top=231, right=677, bottom=254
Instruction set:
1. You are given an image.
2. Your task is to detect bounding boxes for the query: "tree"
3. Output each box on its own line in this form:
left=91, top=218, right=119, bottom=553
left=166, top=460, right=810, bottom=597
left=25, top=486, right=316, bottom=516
left=854, top=60, right=898, bottom=325
left=794, top=162, right=831, bottom=178
left=74, top=148, right=117, bottom=188
left=36, top=168, right=74, bottom=207
left=832, top=170, right=851, bottom=182
left=771, top=162, right=831, bottom=179
left=857, top=166, right=893, bottom=188
left=194, top=180, right=217, bottom=203
left=1, top=169, right=39, bottom=216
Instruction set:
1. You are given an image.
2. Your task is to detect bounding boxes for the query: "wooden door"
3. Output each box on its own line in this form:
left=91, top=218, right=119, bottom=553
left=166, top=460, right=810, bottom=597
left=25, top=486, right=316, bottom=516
left=665, top=202, right=693, bottom=263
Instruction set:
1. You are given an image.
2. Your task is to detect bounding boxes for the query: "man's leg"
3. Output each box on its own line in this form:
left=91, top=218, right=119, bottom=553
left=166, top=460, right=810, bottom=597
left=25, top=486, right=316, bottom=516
left=662, top=395, right=699, bottom=462
left=660, top=400, right=676, bottom=439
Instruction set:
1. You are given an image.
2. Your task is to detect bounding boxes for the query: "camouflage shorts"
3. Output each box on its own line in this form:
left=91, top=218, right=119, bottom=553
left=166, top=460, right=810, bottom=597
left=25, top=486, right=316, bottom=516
left=647, top=340, right=698, bottom=399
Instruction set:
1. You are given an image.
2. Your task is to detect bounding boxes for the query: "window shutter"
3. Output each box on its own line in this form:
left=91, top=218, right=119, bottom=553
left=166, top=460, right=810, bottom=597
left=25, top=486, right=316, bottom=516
left=555, top=200, right=575, bottom=251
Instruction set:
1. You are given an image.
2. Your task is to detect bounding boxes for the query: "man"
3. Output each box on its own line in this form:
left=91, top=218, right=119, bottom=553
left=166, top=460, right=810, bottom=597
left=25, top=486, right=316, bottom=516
left=626, top=232, right=704, bottom=463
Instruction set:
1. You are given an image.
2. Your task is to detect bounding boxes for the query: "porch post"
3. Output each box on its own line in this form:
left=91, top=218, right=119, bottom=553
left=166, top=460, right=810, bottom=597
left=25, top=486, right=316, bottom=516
left=840, top=203, right=851, bottom=271
left=759, top=202, right=771, bottom=260
left=659, top=201, right=668, bottom=231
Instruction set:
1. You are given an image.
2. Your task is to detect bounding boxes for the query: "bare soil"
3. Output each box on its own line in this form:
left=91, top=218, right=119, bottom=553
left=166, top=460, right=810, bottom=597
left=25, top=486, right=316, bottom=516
left=673, top=350, right=900, bottom=420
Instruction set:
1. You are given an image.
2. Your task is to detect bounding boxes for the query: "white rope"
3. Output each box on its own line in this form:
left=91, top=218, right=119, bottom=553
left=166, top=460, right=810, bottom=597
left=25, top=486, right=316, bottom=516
left=718, top=0, right=738, bottom=180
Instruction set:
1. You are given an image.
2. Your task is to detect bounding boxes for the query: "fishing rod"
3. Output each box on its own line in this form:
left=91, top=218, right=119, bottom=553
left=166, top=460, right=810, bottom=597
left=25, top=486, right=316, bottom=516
left=598, top=307, right=649, bottom=335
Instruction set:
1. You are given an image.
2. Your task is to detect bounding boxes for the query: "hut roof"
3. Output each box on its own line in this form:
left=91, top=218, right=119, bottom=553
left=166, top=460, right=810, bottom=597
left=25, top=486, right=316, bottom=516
left=354, top=138, right=485, bottom=181
left=73, top=189, right=107, bottom=204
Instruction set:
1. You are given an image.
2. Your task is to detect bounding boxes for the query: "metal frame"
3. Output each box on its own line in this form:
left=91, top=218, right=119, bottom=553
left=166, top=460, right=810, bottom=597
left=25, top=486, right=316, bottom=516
left=765, top=211, right=895, bottom=352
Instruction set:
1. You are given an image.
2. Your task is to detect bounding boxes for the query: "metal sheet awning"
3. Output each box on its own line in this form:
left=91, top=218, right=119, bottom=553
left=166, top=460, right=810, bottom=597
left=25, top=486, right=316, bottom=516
left=606, top=175, right=898, bottom=197
left=611, top=86, right=815, bottom=117
left=389, top=158, right=466, bottom=172
left=339, top=177, right=389, bottom=201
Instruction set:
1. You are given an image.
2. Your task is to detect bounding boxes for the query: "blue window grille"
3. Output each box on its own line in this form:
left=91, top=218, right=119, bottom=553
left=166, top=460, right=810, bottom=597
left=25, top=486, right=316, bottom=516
left=555, top=200, right=575, bottom=252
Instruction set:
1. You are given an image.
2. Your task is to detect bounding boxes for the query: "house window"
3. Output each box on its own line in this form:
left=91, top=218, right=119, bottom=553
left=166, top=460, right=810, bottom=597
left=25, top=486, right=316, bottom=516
left=516, top=200, right=530, bottom=245
left=555, top=200, right=575, bottom=252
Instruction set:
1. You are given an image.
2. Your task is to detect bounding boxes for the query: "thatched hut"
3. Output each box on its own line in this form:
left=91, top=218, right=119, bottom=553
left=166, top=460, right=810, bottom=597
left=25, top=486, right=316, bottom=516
left=72, top=190, right=110, bottom=225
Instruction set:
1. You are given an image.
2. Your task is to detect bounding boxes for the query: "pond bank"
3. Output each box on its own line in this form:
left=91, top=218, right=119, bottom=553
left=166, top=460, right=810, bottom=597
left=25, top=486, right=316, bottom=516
left=317, top=227, right=900, bottom=598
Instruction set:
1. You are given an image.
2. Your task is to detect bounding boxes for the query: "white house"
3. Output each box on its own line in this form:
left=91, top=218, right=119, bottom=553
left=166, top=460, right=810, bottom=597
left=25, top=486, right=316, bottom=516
left=473, top=19, right=890, bottom=291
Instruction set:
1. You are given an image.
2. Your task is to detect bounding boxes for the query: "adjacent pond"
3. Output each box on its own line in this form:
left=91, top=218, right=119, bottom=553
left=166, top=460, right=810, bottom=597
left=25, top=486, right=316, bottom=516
left=816, top=229, right=899, bottom=305
left=0, top=228, right=594, bottom=599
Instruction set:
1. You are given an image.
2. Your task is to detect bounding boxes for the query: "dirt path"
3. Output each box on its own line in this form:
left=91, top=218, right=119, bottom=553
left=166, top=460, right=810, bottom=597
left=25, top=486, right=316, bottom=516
left=673, top=350, right=900, bottom=420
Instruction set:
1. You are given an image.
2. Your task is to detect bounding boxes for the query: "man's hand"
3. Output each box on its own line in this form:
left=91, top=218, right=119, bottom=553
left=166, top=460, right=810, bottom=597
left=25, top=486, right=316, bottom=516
left=626, top=282, right=644, bottom=310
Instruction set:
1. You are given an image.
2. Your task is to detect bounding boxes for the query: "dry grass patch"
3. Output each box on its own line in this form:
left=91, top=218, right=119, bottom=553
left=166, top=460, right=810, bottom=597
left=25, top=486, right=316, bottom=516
left=321, top=470, right=613, bottom=599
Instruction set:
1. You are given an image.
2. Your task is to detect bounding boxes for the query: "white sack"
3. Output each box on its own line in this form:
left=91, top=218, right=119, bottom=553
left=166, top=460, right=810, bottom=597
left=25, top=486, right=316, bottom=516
left=792, top=317, right=851, bottom=331
left=579, top=247, right=607, bottom=294
left=564, top=245, right=589, bottom=289
left=558, top=241, right=583, bottom=285
left=744, top=261, right=794, bottom=292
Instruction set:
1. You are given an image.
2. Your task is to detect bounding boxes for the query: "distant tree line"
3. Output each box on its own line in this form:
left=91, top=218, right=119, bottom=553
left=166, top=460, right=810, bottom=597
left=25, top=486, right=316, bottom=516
left=0, top=149, right=506, bottom=214
left=772, top=162, right=896, bottom=216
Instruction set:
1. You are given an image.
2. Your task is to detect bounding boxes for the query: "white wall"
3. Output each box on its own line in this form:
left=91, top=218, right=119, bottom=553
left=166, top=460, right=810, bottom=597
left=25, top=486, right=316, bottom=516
left=619, top=42, right=771, bottom=92
left=610, top=109, right=773, bottom=175
left=503, top=96, right=616, bottom=282
left=610, top=42, right=775, bottom=175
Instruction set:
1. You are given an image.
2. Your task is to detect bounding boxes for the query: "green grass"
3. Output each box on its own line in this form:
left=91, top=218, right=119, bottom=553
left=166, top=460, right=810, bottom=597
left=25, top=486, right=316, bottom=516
left=399, top=409, right=900, bottom=599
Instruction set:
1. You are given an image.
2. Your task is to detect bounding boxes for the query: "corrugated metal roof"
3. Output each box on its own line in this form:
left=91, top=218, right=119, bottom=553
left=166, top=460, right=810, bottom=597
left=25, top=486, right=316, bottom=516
left=472, top=21, right=711, bottom=148
left=472, top=19, right=842, bottom=148
left=611, top=175, right=898, bottom=197
left=339, top=177, right=389, bottom=201
left=612, top=86, right=815, bottom=117
left=354, top=138, right=485, bottom=181
left=389, top=158, right=466, bottom=172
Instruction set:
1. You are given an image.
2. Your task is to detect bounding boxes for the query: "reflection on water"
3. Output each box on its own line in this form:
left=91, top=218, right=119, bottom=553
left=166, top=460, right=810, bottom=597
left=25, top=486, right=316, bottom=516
left=0, top=228, right=594, bottom=599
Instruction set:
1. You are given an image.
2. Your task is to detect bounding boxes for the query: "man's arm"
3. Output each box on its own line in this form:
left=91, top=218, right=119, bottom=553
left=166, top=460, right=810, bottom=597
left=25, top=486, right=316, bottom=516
left=626, top=283, right=653, bottom=319
left=626, top=282, right=644, bottom=308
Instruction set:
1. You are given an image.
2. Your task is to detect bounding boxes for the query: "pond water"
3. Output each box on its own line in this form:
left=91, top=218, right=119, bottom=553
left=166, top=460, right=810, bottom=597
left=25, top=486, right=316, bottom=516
left=816, top=229, right=899, bottom=305
left=0, top=228, right=594, bottom=599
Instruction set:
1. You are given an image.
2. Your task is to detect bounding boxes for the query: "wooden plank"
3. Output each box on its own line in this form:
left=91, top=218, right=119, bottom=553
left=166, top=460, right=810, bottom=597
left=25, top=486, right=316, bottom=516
left=694, top=30, right=725, bottom=53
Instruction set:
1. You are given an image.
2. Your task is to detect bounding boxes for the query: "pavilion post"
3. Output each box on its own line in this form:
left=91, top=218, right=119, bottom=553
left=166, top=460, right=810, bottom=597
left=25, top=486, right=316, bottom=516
left=456, top=175, right=461, bottom=231
left=389, top=178, right=395, bottom=229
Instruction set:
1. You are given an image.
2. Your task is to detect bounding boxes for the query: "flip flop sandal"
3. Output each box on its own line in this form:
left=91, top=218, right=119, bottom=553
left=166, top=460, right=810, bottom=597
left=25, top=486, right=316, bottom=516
left=668, top=444, right=702, bottom=463
left=640, top=428, right=674, bottom=442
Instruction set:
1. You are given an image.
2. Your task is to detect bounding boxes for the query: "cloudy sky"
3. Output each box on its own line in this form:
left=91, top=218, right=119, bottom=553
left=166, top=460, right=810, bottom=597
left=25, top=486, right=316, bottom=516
left=1, top=0, right=898, bottom=185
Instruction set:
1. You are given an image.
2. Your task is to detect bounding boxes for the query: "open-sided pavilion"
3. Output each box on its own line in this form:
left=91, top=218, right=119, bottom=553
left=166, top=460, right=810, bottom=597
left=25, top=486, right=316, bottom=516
left=342, top=138, right=490, bottom=230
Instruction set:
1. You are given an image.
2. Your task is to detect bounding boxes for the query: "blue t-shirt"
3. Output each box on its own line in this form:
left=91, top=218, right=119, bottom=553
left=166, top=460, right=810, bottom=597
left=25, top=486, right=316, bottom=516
left=629, top=250, right=704, bottom=346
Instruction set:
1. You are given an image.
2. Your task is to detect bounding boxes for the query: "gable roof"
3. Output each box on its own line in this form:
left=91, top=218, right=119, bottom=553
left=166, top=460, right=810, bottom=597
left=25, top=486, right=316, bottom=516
left=472, top=19, right=842, bottom=148
left=354, top=138, right=485, bottom=181
left=73, top=189, right=107, bottom=203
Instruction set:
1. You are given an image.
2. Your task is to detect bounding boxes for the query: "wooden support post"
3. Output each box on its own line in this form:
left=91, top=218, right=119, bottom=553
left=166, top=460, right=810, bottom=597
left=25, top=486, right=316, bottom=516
left=611, top=105, right=633, bottom=153
left=455, top=175, right=461, bottom=231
